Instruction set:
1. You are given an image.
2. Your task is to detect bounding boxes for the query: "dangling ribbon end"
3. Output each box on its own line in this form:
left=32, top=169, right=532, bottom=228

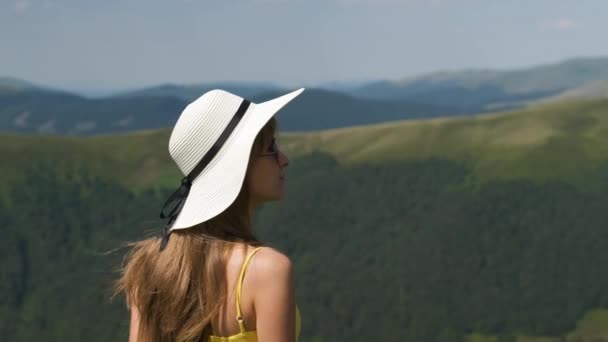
left=159, top=226, right=170, bottom=251
left=158, top=177, right=192, bottom=251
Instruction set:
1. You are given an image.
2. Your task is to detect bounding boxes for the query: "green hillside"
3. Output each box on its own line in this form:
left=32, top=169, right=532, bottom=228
left=4, top=97, right=606, bottom=191
left=3, top=99, right=608, bottom=341
left=282, top=98, right=608, bottom=190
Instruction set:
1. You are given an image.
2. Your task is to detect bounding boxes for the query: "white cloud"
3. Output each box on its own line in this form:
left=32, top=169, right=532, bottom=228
left=540, top=18, right=578, bottom=32
left=14, top=0, right=31, bottom=13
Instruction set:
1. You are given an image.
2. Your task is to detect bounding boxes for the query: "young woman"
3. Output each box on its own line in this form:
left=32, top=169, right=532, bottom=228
left=115, top=88, right=305, bottom=342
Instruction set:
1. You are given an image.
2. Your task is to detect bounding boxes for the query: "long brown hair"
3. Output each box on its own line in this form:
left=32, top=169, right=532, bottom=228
left=114, top=117, right=277, bottom=342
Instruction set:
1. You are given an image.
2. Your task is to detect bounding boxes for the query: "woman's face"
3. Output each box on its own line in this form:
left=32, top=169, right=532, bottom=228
left=247, top=135, right=289, bottom=206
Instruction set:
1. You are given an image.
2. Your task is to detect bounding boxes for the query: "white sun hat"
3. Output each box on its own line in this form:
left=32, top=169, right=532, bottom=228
left=158, top=88, right=305, bottom=250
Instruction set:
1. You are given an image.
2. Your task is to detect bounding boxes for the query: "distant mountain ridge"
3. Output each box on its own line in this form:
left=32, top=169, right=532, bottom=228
left=0, top=89, right=186, bottom=135
left=534, top=79, right=608, bottom=104
left=394, top=57, right=608, bottom=93
left=6, top=56, right=608, bottom=102
left=345, top=56, right=608, bottom=110
left=0, top=77, right=39, bottom=91
left=3, top=56, right=608, bottom=135
left=0, top=87, right=450, bottom=135
left=118, top=81, right=280, bottom=101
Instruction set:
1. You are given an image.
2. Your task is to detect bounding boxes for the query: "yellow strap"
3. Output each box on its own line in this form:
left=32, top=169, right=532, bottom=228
left=236, top=246, right=263, bottom=333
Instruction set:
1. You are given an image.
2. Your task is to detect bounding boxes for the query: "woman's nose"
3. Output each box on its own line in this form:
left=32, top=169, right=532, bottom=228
left=278, top=150, right=289, bottom=167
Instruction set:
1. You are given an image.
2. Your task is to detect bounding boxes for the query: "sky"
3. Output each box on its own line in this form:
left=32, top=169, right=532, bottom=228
left=2, top=0, right=608, bottom=91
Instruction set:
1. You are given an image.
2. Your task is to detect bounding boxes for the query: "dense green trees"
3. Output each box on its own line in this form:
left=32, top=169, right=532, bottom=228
left=1, top=155, right=608, bottom=341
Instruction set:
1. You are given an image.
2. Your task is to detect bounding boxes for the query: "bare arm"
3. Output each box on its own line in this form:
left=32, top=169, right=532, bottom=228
left=129, top=303, right=141, bottom=342
left=253, top=248, right=296, bottom=342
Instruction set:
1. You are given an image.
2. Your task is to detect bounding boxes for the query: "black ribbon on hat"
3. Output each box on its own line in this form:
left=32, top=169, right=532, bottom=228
left=158, top=98, right=251, bottom=251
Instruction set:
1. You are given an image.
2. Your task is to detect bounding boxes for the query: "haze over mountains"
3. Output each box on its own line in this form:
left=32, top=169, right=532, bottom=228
left=2, top=56, right=608, bottom=135
left=349, top=57, right=608, bottom=102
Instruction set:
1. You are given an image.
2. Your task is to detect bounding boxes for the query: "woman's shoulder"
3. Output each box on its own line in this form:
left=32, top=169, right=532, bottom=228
left=247, top=246, right=294, bottom=284
left=247, top=246, right=295, bottom=316
left=249, top=246, right=292, bottom=271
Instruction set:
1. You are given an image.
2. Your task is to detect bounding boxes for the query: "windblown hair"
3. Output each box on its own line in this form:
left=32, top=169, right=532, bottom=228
left=114, top=117, right=277, bottom=342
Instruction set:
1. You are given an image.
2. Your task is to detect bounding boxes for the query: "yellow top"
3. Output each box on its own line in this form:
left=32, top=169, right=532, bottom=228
left=208, top=247, right=301, bottom=342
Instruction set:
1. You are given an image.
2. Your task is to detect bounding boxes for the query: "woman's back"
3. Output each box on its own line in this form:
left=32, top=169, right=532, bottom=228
left=208, top=244, right=301, bottom=341
left=127, top=244, right=300, bottom=341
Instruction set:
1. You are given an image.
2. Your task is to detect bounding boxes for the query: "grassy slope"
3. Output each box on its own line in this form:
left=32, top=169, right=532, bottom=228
left=0, top=129, right=175, bottom=193
left=3, top=98, right=608, bottom=193
left=282, top=98, right=608, bottom=190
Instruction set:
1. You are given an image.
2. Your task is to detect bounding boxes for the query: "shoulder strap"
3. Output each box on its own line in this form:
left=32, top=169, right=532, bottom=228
left=236, top=246, right=263, bottom=333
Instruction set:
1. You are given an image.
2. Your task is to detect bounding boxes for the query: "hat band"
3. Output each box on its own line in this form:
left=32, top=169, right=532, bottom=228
left=158, top=98, right=252, bottom=251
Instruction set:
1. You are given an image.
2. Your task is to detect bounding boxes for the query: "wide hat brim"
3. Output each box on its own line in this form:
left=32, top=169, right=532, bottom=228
left=169, top=88, right=304, bottom=231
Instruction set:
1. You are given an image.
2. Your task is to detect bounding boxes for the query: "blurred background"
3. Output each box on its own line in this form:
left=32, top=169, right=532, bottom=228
left=2, top=0, right=608, bottom=341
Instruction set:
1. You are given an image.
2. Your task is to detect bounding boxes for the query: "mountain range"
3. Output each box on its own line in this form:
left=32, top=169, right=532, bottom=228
left=3, top=56, right=608, bottom=135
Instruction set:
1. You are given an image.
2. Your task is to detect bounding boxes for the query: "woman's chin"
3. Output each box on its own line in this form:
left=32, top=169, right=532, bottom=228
left=272, top=191, right=285, bottom=201
left=258, top=193, right=283, bottom=203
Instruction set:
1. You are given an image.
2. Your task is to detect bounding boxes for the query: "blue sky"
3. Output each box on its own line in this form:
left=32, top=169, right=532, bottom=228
left=2, top=0, right=608, bottom=90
